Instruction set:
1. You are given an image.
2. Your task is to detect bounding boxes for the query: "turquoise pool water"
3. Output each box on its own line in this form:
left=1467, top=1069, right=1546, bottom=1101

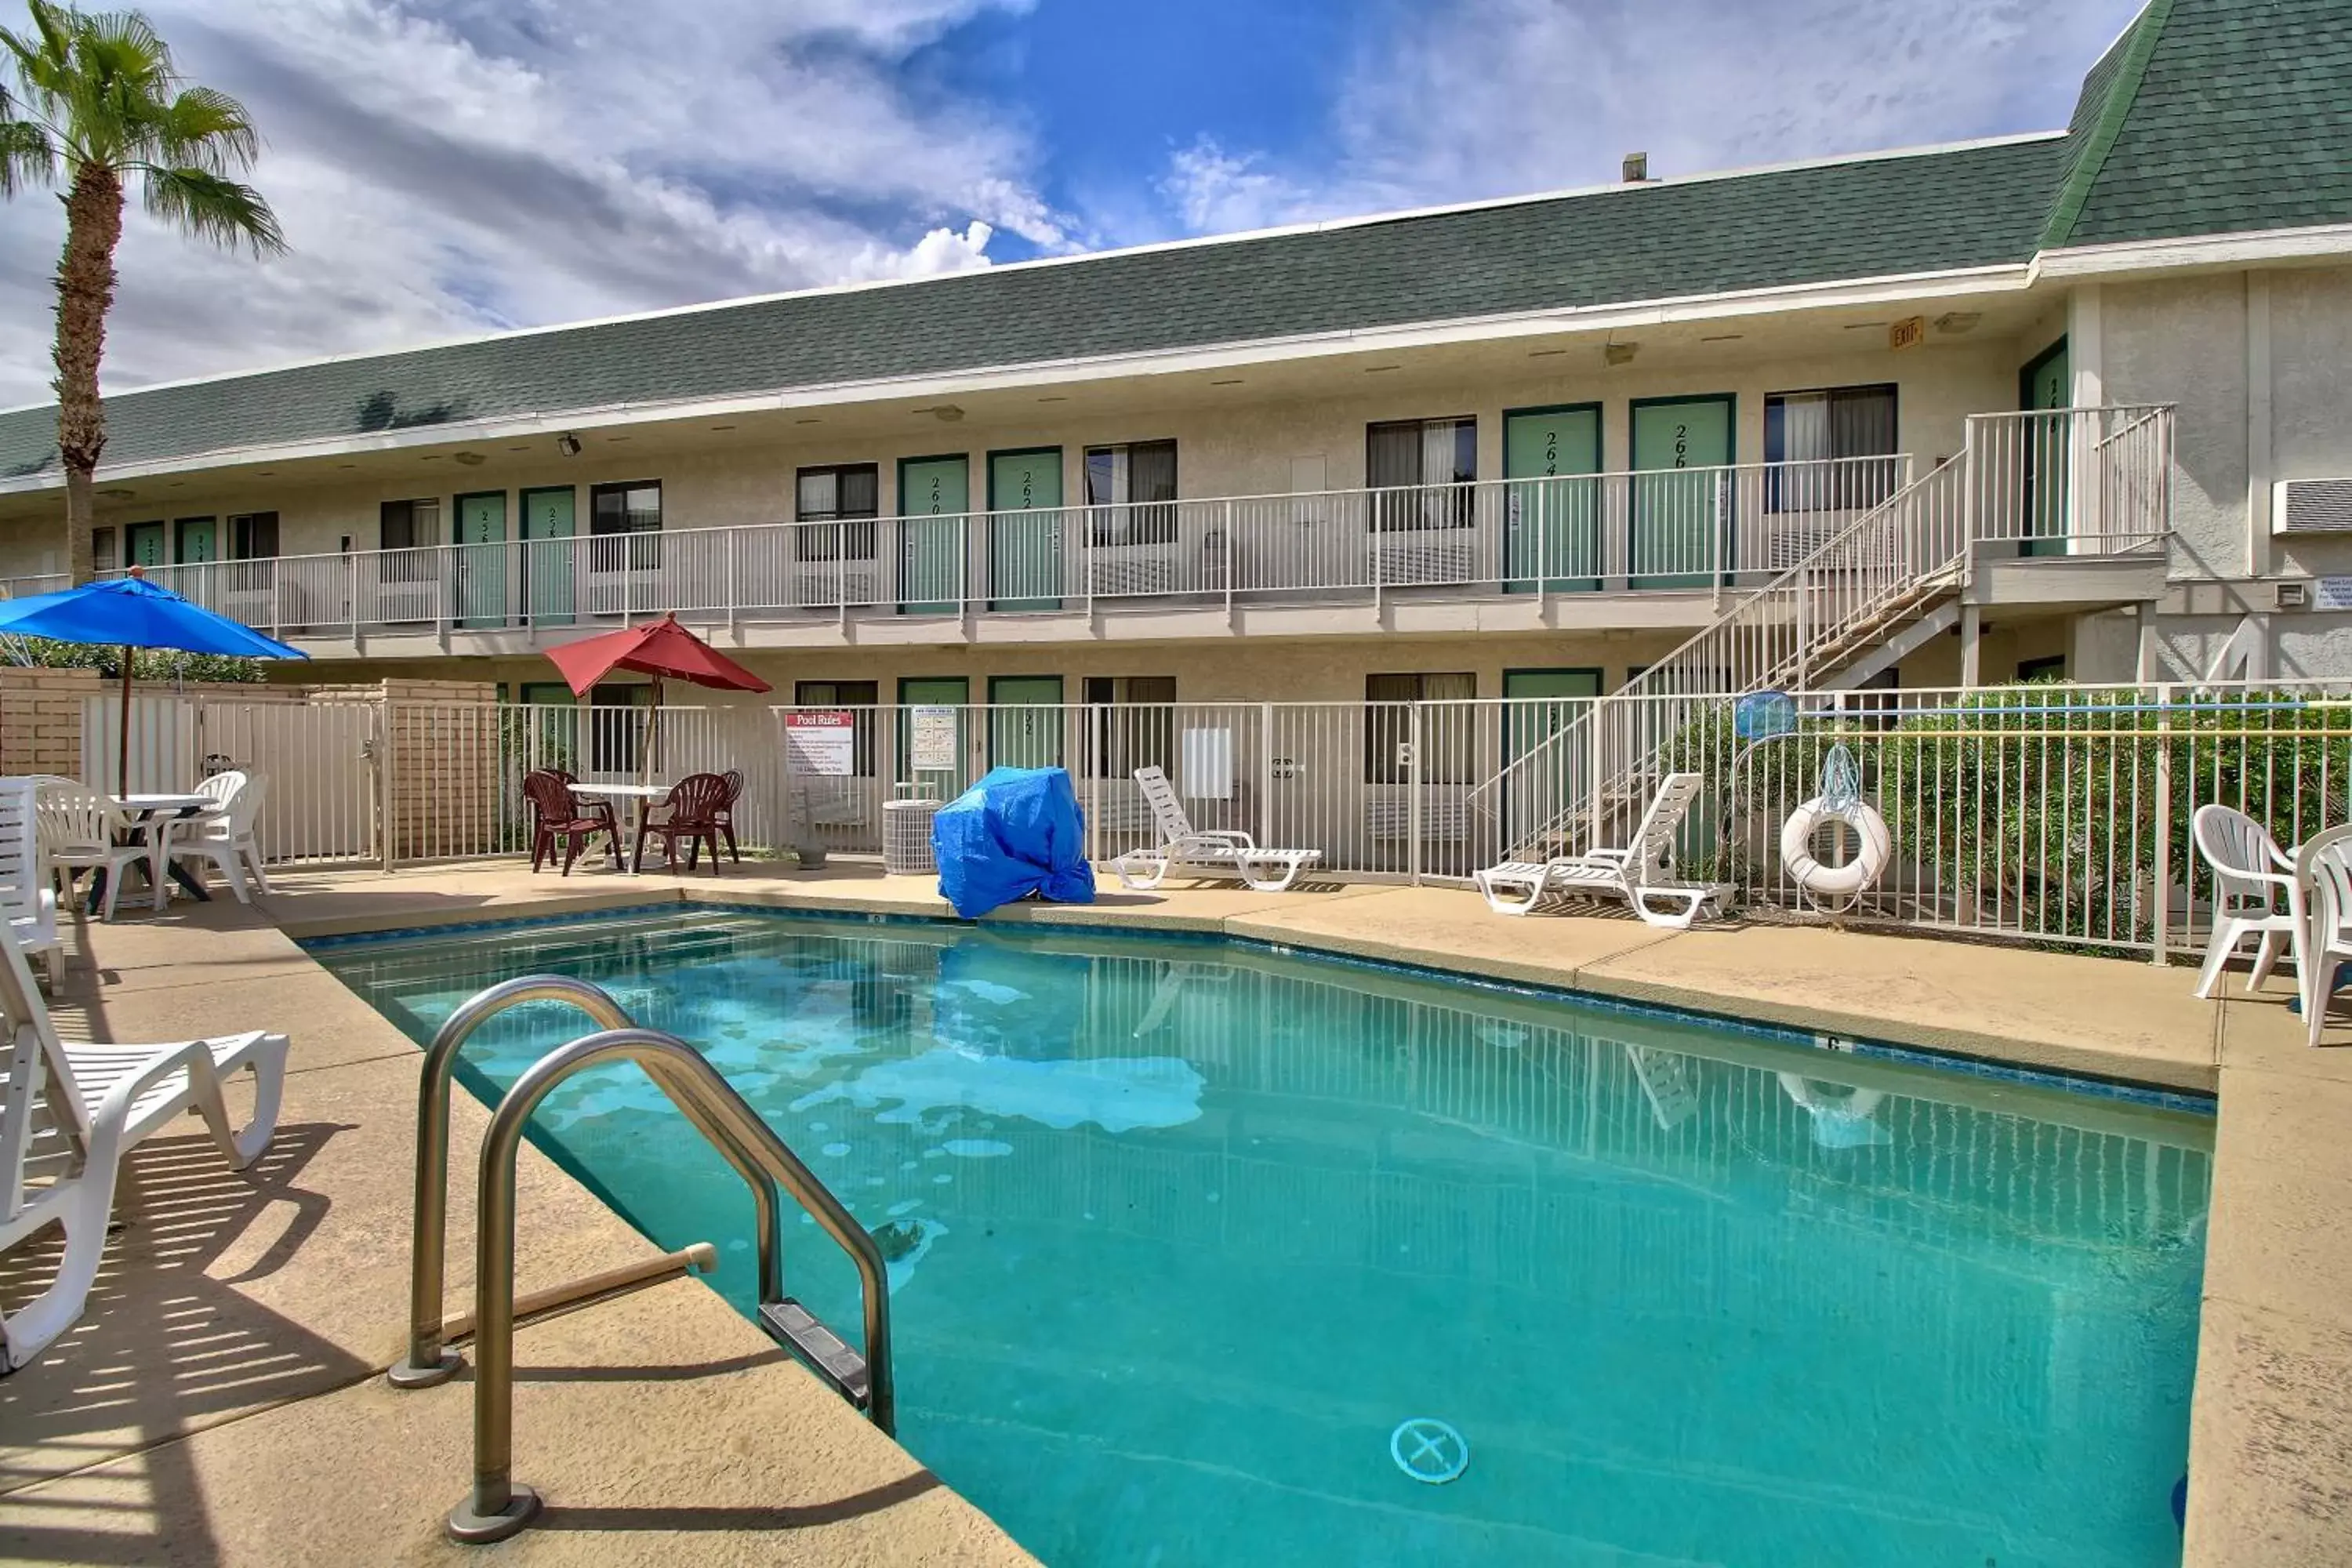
left=317, top=910, right=2212, bottom=1567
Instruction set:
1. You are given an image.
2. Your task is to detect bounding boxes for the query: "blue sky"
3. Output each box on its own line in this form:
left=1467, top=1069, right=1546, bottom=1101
left=0, top=0, right=2150, bottom=405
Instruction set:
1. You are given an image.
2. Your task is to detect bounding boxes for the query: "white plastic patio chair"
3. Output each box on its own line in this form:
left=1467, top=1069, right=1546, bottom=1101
left=0, top=779, right=61, bottom=985
left=1473, top=771, right=1724, bottom=929
left=164, top=771, right=270, bottom=906
left=1112, top=766, right=1323, bottom=893
left=0, top=925, right=288, bottom=1370
left=2190, top=804, right=2299, bottom=1000
left=2295, top=824, right=2352, bottom=1048
left=34, top=780, right=151, bottom=924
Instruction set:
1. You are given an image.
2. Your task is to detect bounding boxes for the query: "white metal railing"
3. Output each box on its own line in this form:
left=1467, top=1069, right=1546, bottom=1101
left=48, top=670, right=2337, bottom=961
left=78, top=691, right=380, bottom=865
left=106, top=456, right=1910, bottom=640
left=0, top=573, right=67, bottom=601
left=1470, top=407, right=2175, bottom=858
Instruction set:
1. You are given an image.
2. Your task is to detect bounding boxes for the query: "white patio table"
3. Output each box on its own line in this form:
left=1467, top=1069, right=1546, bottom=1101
left=568, top=782, right=672, bottom=873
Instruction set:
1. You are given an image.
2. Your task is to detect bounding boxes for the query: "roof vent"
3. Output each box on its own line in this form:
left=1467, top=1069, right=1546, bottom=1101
left=1621, top=152, right=1650, bottom=183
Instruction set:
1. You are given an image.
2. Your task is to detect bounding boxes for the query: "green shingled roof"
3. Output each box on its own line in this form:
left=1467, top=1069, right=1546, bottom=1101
left=1, top=0, right=2346, bottom=483
left=0, top=136, right=2066, bottom=482
left=2049, top=0, right=2352, bottom=248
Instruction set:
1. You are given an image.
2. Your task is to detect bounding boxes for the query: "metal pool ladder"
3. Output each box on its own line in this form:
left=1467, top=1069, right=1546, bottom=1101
left=387, top=976, right=895, bottom=1544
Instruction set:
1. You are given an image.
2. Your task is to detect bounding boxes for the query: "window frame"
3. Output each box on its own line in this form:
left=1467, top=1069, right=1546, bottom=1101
left=793, top=463, right=880, bottom=561
left=793, top=679, right=881, bottom=776
left=1080, top=675, right=1178, bottom=779
left=1365, top=417, right=1478, bottom=531
left=588, top=480, right=662, bottom=572
left=1363, top=671, right=1475, bottom=782
left=1082, top=439, right=1180, bottom=546
left=1762, top=383, right=1900, bottom=513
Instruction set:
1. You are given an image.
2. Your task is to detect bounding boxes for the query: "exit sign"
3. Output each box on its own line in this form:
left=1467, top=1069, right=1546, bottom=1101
left=1889, top=316, right=1926, bottom=351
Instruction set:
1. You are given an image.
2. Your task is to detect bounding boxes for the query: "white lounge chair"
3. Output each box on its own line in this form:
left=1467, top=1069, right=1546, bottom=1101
left=2296, top=824, right=2352, bottom=1047
left=0, top=779, right=61, bottom=985
left=164, top=771, right=270, bottom=904
left=1473, top=771, right=1723, bottom=929
left=1112, top=766, right=1322, bottom=893
left=2190, top=803, right=2299, bottom=1000
left=34, top=780, right=152, bottom=924
left=0, top=927, right=288, bottom=1370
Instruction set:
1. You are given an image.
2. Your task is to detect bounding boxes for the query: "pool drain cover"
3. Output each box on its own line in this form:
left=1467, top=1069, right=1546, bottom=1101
left=1390, top=1417, right=1468, bottom=1484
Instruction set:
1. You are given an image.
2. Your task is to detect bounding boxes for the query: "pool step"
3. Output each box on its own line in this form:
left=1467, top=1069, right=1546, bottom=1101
left=757, top=1298, right=873, bottom=1410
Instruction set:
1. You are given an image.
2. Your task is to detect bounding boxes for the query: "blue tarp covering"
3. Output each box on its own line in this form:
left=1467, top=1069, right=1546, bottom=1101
left=933, top=766, right=1097, bottom=919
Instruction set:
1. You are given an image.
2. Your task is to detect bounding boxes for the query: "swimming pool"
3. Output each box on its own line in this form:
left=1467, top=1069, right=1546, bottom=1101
left=317, top=909, right=2212, bottom=1567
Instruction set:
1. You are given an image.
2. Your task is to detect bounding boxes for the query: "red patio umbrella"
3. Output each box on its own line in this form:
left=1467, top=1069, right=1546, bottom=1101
left=543, top=614, right=771, bottom=779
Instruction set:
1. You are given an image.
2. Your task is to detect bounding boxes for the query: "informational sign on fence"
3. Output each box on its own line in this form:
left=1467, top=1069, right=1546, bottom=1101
left=782, top=711, right=856, bottom=776
left=2316, top=575, right=2352, bottom=612
left=909, top=706, right=960, bottom=772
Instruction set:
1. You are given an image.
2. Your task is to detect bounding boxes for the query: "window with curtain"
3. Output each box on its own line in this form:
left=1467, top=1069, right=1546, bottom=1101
left=1367, top=418, right=1476, bottom=530
left=590, top=481, right=662, bottom=571
left=1083, top=441, right=1178, bottom=545
left=1082, top=674, right=1178, bottom=777
left=587, top=683, right=649, bottom=774
left=795, top=464, right=879, bottom=561
left=230, top=512, right=279, bottom=560
left=1764, top=384, right=1898, bottom=510
left=1363, top=671, right=1475, bottom=782
left=379, top=499, right=438, bottom=581
left=91, top=527, right=116, bottom=574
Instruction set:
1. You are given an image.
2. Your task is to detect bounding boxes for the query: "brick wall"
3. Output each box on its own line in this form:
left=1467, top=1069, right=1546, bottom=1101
left=381, top=679, right=502, bottom=862
left=0, top=666, right=102, bottom=778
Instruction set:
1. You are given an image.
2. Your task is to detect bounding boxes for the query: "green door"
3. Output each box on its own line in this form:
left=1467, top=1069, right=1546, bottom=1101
left=2021, top=339, right=2070, bottom=557
left=898, top=456, right=968, bottom=615
left=521, top=487, right=575, bottom=626
left=898, top=676, right=972, bottom=797
left=1501, top=668, right=1602, bottom=851
left=124, top=521, right=166, bottom=569
left=455, top=492, right=507, bottom=627
left=1631, top=396, right=1733, bottom=588
left=174, top=517, right=218, bottom=564
left=989, top=675, right=1065, bottom=768
left=1504, top=406, right=1601, bottom=592
left=989, top=448, right=1063, bottom=612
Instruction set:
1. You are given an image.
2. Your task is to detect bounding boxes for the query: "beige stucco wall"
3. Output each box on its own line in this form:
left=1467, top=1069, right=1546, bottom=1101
left=0, top=339, right=2017, bottom=579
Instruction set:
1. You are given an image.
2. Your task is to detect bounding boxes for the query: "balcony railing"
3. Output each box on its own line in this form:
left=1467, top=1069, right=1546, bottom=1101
left=98, top=456, right=1926, bottom=640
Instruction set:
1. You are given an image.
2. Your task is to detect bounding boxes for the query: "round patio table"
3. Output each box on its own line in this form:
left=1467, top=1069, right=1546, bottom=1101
left=88, top=793, right=220, bottom=911
left=569, top=782, right=673, bottom=873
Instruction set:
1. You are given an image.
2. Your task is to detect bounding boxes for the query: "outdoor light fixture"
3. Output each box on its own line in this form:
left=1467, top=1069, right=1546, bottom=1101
left=1604, top=342, right=1639, bottom=366
left=932, top=405, right=965, bottom=423
left=99, top=488, right=135, bottom=500
left=555, top=432, right=583, bottom=456
left=452, top=452, right=485, bottom=466
left=1934, top=312, right=1983, bottom=335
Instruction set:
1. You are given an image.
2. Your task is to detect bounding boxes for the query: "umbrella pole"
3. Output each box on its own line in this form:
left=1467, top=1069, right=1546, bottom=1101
left=643, top=677, right=662, bottom=786
left=118, top=646, right=132, bottom=799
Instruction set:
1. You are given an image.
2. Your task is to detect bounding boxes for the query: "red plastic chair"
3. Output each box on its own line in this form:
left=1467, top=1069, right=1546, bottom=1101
left=522, top=771, right=621, bottom=876
left=713, top=769, right=746, bottom=864
left=634, top=773, right=728, bottom=874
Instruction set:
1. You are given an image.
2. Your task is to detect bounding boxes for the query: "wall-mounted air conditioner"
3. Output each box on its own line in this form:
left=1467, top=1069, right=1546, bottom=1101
left=2274, top=477, right=2352, bottom=535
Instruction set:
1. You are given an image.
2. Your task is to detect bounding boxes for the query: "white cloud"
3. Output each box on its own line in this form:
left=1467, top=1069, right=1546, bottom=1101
left=1154, top=0, right=2149, bottom=235
left=0, top=0, right=1065, bottom=406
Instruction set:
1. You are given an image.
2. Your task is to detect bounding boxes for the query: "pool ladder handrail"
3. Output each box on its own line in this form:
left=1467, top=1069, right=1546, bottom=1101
left=385, top=976, right=895, bottom=1546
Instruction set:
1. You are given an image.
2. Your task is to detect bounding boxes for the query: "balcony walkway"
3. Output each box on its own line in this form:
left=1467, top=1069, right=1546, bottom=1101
left=0, top=858, right=2339, bottom=1566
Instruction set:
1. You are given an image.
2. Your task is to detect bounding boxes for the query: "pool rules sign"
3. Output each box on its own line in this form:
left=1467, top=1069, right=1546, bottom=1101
left=782, top=711, right=856, bottom=777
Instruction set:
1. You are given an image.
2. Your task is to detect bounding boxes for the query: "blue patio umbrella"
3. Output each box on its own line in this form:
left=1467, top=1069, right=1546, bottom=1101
left=0, top=570, right=307, bottom=796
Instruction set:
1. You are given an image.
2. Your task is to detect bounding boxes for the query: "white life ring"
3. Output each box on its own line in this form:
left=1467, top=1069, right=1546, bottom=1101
left=1780, top=796, right=1891, bottom=900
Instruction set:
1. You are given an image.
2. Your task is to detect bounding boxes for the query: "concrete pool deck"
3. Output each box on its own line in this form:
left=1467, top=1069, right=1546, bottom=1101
left=0, top=858, right=2344, bottom=1565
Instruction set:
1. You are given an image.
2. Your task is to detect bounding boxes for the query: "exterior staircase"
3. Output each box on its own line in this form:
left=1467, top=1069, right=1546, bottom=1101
left=1466, top=405, right=2174, bottom=862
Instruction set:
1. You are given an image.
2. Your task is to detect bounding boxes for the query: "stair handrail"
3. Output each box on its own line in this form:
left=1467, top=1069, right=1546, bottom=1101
left=1471, top=405, right=2174, bottom=861
left=1465, top=451, right=1963, bottom=829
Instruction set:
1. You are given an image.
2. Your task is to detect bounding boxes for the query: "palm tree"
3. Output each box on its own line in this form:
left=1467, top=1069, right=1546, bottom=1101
left=0, top=1, right=282, bottom=583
